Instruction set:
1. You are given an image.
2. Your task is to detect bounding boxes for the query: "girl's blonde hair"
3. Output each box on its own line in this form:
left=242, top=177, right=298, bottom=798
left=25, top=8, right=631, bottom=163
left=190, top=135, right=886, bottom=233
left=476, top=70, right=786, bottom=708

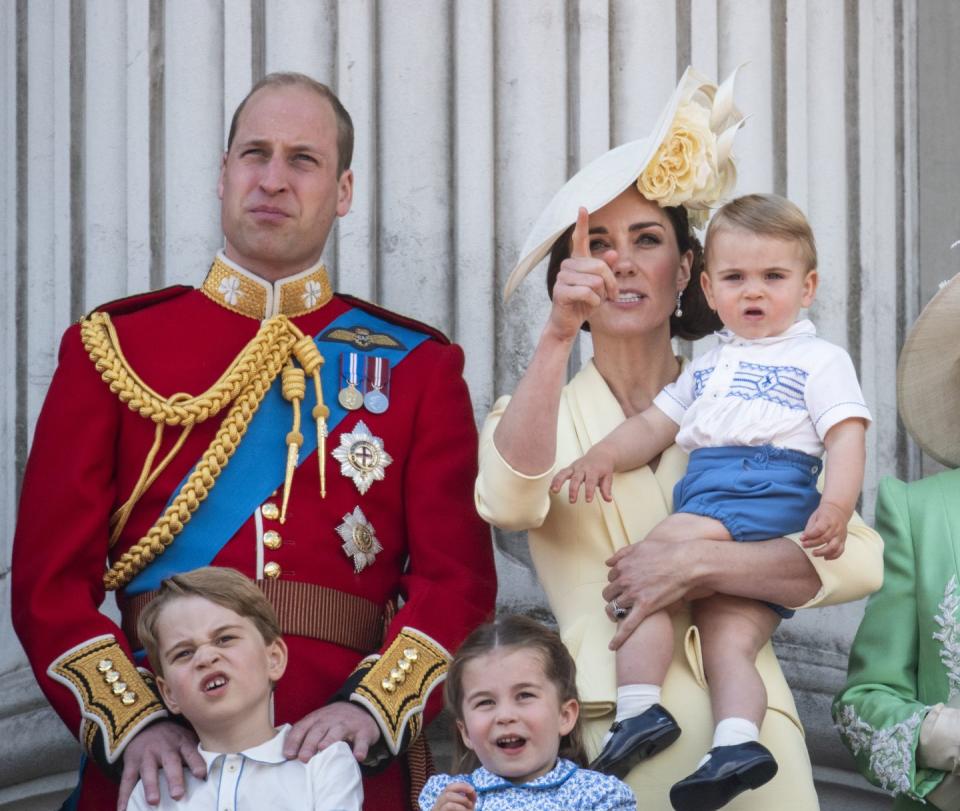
left=706, top=193, right=818, bottom=270
left=444, top=614, right=587, bottom=773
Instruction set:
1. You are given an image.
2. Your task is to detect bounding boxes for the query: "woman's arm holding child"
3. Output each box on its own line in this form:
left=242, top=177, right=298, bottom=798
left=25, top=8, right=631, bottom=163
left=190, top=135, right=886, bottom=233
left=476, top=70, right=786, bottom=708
left=550, top=406, right=679, bottom=502
left=801, top=418, right=867, bottom=560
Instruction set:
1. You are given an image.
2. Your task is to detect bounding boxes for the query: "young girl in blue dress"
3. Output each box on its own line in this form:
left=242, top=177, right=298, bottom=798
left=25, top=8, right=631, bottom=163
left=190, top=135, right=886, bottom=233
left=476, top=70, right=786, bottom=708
left=419, top=615, right=636, bottom=811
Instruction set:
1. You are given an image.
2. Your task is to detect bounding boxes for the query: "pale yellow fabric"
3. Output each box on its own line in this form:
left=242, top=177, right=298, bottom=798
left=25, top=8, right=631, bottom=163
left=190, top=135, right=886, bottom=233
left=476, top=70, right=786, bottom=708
left=475, top=359, right=884, bottom=810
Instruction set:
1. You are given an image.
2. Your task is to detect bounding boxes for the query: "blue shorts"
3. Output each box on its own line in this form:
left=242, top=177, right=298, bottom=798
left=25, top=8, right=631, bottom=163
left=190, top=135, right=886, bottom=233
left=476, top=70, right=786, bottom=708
left=673, top=445, right=824, bottom=619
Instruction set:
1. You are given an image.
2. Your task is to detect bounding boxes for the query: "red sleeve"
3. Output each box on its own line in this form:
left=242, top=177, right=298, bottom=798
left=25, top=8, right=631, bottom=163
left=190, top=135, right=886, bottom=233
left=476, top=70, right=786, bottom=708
left=12, top=325, right=166, bottom=766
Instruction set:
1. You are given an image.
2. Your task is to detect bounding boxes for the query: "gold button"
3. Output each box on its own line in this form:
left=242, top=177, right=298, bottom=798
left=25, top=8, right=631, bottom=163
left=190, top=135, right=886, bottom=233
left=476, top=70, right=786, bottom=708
left=105, top=670, right=120, bottom=683
left=264, top=561, right=282, bottom=579
left=261, top=502, right=280, bottom=521
left=112, top=682, right=127, bottom=695
left=97, top=660, right=113, bottom=672
left=403, top=648, right=418, bottom=662
left=121, top=691, right=137, bottom=705
left=263, top=530, right=282, bottom=550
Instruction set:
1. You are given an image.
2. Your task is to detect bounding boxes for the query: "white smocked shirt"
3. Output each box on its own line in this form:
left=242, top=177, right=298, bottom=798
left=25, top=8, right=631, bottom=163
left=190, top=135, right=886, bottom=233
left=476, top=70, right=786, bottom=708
left=654, top=320, right=871, bottom=457
left=127, top=725, right=363, bottom=811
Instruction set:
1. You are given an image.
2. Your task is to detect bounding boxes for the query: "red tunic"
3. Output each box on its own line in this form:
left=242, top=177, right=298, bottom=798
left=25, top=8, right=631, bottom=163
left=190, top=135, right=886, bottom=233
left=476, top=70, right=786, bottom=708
left=12, top=259, right=496, bottom=810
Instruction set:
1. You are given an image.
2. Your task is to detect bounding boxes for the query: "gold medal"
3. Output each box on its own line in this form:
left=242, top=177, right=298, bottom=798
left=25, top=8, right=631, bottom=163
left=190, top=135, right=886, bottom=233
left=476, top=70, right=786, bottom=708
left=338, top=383, right=363, bottom=410
left=338, top=352, right=364, bottom=411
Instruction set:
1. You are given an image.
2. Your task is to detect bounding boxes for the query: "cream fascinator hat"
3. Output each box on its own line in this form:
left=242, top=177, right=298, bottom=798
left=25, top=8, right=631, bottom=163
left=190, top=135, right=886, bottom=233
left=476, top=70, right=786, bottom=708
left=504, top=66, right=746, bottom=300
left=897, top=267, right=960, bottom=467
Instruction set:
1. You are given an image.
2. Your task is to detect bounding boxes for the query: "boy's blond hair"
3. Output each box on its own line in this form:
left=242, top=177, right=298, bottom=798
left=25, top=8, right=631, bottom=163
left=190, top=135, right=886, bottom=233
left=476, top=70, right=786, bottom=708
left=137, top=567, right=281, bottom=675
left=706, top=193, right=818, bottom=270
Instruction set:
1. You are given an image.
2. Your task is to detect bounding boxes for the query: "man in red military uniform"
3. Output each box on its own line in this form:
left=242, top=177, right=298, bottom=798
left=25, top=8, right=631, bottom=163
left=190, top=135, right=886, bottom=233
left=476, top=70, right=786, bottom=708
left=12, top=73, right=496, bottom=811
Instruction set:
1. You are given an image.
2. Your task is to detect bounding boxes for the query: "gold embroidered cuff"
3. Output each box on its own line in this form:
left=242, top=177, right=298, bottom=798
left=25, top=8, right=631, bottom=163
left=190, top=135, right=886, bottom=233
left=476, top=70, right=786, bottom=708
left=350, top=627, right=450, bottom=755
left=47, top=635, right=166, bottom=763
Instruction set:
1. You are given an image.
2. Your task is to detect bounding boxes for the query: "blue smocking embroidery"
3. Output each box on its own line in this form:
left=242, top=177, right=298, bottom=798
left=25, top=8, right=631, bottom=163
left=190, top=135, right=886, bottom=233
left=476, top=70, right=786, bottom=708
left=693, top=367, right=715, bottom=398
left=727, top=362, right=808, bottom=410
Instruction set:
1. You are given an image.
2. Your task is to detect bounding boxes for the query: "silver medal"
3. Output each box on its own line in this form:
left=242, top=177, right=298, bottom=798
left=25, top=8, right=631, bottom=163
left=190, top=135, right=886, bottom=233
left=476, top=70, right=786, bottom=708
left=336, top=507, right=383, bottom=573
left=332, top=420, right=393, bottom=494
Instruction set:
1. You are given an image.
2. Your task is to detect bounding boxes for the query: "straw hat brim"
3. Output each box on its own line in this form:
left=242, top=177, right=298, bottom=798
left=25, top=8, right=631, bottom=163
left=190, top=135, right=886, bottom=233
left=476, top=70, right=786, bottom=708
left=897, top=272, right=960, bottom=468
left=503, top=66, right=739, bottom=301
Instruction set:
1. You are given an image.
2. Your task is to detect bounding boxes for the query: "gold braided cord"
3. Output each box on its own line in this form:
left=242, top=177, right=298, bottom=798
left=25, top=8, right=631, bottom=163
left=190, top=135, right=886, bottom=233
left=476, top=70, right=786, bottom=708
left=81, top=312, right=297, bottom=427
left=95, top=312, right=316, bottom=591
left=280, top=363, right=306, bottom=523
left=109, top=421, right=191, bottom=548
left=292, top=336, right=330, bottom=498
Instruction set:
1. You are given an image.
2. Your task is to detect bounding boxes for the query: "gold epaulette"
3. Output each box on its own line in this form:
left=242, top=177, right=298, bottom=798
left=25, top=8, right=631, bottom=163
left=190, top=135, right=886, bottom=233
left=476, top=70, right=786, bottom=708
left=47, top=635, right=166, bottom=763
left=350, top=627, right=450, bottom=755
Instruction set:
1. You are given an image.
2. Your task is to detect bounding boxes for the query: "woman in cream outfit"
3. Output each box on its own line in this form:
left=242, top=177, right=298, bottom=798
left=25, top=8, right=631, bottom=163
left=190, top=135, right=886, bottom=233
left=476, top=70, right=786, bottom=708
left=475, top=68, right=883, bottom=810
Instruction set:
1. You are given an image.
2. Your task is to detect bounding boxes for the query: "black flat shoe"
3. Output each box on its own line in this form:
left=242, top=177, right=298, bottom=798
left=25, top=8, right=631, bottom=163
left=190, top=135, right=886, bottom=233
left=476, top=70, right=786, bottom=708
left=669, top=741, right=778, bottom=811
left=589, top=704, right=681, bottom=778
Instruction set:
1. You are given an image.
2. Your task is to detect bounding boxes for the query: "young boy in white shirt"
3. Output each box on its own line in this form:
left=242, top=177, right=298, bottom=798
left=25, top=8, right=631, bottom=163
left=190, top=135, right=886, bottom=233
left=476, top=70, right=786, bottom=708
left=128, top=567, right=362, bottom=811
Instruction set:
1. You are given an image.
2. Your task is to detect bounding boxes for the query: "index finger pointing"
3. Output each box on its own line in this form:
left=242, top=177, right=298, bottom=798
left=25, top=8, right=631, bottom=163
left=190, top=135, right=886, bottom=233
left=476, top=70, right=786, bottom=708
left=570, top=207, right=591, bottom=258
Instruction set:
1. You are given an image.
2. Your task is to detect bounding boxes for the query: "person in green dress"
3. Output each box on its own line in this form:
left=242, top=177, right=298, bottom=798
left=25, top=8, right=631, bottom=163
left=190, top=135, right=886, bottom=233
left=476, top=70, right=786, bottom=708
left=834, top=270, right=960, bottom=809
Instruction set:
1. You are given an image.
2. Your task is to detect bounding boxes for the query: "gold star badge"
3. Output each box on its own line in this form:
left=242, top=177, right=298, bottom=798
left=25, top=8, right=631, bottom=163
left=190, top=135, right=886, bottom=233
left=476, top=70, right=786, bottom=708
left=332, top=421, right=393, bottom=495
left=336, top=507, right=383, bottom=573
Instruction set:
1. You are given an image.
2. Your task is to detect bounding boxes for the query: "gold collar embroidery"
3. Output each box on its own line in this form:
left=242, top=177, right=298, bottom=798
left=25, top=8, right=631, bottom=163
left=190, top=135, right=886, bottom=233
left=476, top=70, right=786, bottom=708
left=201, top=253, right=334, bottom=319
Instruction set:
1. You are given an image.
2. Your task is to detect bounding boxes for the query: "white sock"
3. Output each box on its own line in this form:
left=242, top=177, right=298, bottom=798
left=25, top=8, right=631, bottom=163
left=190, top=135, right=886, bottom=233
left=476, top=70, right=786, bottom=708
left=697, top=717, right=760, bottom=767
left=601, top=684, right=662, bottom=746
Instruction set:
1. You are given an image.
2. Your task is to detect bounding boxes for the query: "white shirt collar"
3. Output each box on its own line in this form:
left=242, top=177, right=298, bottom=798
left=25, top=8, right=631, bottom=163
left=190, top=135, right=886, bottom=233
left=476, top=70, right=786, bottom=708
left=197, top=723, right=290, bottom=768
left=716, top=318, right=816, bottom=346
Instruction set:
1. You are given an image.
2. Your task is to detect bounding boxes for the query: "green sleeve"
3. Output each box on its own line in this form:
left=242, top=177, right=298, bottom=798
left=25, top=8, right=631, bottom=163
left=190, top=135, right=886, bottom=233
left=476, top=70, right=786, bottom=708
left=832, top=476, right=943, bottom=802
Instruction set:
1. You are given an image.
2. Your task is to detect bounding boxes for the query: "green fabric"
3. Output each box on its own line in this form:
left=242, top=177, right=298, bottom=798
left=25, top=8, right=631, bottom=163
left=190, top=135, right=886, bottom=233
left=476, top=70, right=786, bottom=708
left=834, top=469, right=960, bottom=808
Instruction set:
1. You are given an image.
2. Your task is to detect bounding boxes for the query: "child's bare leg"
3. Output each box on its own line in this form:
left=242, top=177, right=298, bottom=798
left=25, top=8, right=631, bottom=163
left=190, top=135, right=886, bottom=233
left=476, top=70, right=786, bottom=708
left=592, top=514, right=731, bottom=776
left=615, top=513, right=730, bottom=686
left=668, top=595, right=780, bottom=810
left=694, top=594, right=780, bottom=729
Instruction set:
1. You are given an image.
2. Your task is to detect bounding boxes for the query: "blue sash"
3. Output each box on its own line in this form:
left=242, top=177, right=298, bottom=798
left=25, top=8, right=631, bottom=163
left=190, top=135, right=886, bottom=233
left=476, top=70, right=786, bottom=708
left=126, top=307, right=431, bottom=595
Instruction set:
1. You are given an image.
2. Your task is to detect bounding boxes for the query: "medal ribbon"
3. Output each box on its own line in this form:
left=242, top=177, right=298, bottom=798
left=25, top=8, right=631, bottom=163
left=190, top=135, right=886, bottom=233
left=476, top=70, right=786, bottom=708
left=126, top=307, right=431, bottom=594
left=366, top=357, right=386, bottom=394
left=344, top=352, right=361, bottom=389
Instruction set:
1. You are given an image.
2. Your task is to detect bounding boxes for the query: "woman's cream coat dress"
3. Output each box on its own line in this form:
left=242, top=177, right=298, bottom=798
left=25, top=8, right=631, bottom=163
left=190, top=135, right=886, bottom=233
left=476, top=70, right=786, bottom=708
left=475, top=361, right=884, bottom=810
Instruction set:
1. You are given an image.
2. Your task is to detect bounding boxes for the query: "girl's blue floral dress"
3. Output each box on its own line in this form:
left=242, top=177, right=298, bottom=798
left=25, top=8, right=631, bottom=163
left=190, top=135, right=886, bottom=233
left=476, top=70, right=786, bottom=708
left=418, top=758, right=636, bottom=810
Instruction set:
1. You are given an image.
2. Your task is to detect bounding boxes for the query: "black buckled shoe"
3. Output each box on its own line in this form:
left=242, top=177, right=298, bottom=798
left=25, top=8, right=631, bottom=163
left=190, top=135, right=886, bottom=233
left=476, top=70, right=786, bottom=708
left=589, top=704, right=681, bottom=778
left=669, top=741, right=778, bottom=811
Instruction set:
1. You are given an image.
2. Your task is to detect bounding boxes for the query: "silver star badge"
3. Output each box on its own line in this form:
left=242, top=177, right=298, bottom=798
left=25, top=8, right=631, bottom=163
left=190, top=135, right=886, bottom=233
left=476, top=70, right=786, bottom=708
left=332, top=420, right=393, bottom=495
left=336, top=507, right=383, bottom=573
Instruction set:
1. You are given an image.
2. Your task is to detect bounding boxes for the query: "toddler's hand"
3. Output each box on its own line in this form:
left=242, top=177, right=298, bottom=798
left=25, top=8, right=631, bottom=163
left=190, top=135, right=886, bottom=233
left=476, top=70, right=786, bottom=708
left=550, top=446, right=616, bottom=503
left=432, top=782, right=477, bottom=811
left=801, top=502, right=849, bottom=559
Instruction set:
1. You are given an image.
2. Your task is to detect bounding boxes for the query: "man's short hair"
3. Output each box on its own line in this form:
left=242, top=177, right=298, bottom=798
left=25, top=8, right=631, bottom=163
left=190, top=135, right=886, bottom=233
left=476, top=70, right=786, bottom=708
left=706, top=193, right=818, bottom=271
left=226, top=72, right=354, bottom=176
left=137, top=567, right=281, bottom=676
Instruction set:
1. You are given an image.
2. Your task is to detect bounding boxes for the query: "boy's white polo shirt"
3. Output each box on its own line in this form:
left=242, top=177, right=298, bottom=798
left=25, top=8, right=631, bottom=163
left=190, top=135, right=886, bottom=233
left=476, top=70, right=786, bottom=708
left=655, top=320, right=871, bottom=457
left=127, top=724, right=363, bottom=811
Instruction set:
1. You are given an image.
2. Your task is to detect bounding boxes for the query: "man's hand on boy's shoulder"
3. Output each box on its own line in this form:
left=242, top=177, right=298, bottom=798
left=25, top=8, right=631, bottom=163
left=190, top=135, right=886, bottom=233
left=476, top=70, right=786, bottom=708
left=283, top=701, right=380, bottom=764
left=117, top=721, right=204, bottom=811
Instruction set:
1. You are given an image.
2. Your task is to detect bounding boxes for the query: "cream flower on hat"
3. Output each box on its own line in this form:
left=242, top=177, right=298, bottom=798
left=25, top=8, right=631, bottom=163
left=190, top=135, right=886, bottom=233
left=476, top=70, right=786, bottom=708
left=505, top=66, right=745, bottom=299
